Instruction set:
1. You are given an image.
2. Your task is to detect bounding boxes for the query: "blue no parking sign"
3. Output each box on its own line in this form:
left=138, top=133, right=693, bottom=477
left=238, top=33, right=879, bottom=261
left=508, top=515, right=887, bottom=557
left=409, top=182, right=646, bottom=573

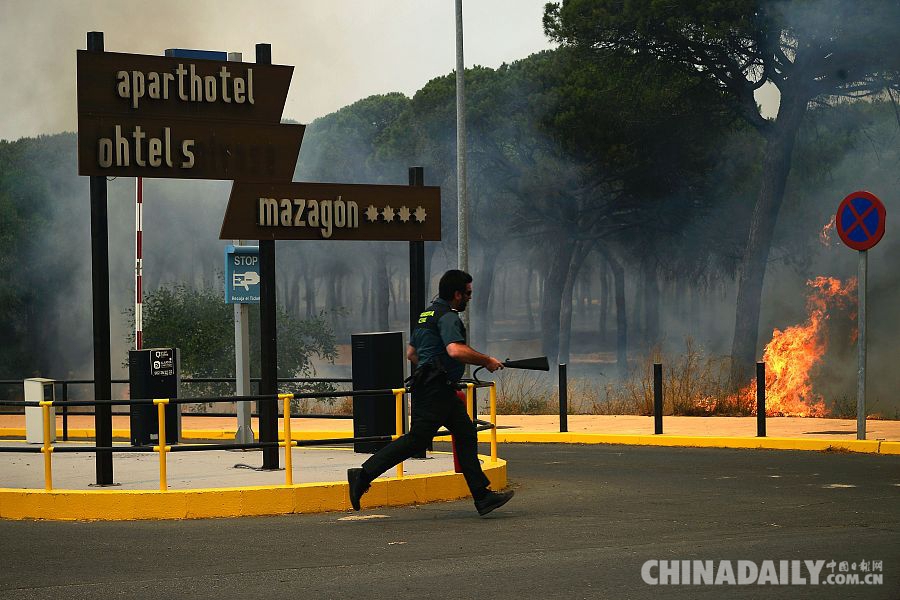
left=836, top=191, right=886, bottom=251
left=835, top=190, right=888, bottom=441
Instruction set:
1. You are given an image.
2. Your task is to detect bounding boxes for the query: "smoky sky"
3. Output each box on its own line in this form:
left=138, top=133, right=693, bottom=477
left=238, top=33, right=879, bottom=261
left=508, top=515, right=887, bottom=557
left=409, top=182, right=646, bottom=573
left=4, top=0, right=897, bottom=415
left=0, top=0, right=555, bottom=142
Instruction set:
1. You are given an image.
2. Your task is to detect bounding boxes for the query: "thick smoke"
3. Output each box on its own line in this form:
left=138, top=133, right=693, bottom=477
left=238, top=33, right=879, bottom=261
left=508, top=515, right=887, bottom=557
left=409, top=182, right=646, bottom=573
left=3, top=1, right=898, bottom=416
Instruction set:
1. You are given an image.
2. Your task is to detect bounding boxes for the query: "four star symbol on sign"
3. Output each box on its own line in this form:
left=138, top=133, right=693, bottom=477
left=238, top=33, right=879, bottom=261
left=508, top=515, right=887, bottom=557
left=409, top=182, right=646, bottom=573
left=364, top=204, right=426, bottom=224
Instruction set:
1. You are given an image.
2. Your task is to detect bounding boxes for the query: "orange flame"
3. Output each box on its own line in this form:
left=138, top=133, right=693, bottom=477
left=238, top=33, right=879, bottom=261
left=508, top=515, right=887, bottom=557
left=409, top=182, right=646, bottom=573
left=820, top=215, right=836, bottom=246
left=733, top=276, right=857, bottom=417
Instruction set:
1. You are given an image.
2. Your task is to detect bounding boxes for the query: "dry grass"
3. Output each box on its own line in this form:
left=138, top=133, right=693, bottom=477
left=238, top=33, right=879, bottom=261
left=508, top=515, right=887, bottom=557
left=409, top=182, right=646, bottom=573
left=493, top=339, right=756, bottom=416
left=495, top=369, right=552, bottom=414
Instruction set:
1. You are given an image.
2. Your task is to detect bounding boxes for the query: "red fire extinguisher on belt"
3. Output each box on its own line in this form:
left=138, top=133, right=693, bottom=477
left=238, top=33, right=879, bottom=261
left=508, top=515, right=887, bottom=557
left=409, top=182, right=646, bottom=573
left=451, top=389, right=467, bottom=473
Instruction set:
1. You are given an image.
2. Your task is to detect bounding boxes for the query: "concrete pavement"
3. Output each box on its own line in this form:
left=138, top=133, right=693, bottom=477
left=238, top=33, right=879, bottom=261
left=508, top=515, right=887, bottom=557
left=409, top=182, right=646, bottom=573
left=1, top=442, right=897, bottom=600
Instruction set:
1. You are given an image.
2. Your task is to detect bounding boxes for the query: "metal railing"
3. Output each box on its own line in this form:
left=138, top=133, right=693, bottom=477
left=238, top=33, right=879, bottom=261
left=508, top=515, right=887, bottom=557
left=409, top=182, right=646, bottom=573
left=0, top=381, right=500, bottom=491
left=0, top=377, right=354, bottom=441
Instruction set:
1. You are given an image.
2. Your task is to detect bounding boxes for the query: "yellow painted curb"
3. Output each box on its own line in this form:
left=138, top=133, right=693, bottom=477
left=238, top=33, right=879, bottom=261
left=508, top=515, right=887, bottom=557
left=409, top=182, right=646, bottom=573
left=879, top=441, right=900, bottom=455
left=473, top=431, right=890, bottom=454
left=0, top=455, right=505, bottom=521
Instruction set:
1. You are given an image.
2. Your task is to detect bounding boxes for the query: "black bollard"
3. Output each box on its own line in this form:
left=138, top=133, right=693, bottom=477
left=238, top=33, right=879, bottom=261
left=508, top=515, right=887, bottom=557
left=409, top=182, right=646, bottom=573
left=559, top=363, right=568, bottom=433
left=756, top=362, right=766, bottom=437
left=653, top=363, right=663, bottom=434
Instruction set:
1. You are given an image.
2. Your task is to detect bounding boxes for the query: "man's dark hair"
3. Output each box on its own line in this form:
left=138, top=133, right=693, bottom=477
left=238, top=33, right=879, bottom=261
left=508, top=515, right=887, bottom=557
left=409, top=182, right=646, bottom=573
left=439, top=269, right=472, bottom=301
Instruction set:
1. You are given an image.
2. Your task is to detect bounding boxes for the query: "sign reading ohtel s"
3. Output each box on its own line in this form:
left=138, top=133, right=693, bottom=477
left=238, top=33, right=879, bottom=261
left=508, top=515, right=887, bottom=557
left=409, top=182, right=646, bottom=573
left=220, top=181, right=441, bottom=241
left=76, top=50, right=304, bottom=181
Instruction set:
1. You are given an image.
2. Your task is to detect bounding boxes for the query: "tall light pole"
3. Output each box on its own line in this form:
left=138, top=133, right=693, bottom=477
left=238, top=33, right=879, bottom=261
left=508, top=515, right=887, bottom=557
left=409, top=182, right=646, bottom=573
left=455, top=0, right=470, bottom=343
left=455, top=0, right=468, bottom=275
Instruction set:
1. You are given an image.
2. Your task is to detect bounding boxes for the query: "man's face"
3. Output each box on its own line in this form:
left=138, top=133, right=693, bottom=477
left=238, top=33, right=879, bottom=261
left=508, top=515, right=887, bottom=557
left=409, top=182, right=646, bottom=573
left=453, top=283, right=473, bottom=312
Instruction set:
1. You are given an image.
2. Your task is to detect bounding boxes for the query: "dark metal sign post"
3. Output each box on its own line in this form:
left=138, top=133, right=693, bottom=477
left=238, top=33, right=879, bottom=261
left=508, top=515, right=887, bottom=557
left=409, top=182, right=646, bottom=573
left=256, top=43, right=279, bottom=470
left=87, top=31, right=114, bottom=486
left=408, top=166, right=427, bottom=328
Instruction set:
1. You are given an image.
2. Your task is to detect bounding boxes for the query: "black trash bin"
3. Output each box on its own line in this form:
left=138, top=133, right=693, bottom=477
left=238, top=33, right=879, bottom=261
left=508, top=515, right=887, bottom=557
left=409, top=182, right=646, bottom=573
left=351, top=332, right=404, bottom=453
left=129, top=348, right=181, bottom=446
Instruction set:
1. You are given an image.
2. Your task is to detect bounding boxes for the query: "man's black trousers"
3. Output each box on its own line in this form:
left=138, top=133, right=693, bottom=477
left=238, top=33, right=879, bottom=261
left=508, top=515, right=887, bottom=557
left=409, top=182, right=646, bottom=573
left=361, top=375, right=490, bottom=496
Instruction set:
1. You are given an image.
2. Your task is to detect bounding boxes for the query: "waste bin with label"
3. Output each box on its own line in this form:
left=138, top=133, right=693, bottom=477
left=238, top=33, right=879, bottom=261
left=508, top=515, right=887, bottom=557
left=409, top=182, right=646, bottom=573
left=24, top=378, right=55, bottom=444
left=129, top=348, right=181, bottom=446
left=351, top=332, right=405, bottom=453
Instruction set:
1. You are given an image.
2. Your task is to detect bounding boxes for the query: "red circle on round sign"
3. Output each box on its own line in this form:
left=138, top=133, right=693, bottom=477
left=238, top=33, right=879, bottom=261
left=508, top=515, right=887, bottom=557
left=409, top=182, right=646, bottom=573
left=836, top=190, right=886, bottom=251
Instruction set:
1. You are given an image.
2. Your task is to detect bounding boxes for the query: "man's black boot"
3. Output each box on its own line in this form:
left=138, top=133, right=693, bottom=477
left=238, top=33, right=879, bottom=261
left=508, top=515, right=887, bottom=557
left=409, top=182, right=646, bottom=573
left=474, top=489, right=514, bottom=516
left=347, top=468, right=371, bottom=511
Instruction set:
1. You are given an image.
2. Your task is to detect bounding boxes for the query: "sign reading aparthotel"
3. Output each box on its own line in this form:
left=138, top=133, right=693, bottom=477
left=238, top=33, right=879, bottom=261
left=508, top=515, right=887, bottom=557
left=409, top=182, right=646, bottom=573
left=220, top=181, right=442, bottom=241
left=76, top=50, right=303, bottom=181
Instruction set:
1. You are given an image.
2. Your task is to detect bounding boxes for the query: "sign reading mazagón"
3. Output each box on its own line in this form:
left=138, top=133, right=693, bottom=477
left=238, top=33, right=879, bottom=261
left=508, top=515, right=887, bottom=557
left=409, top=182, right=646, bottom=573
left=76, top=50, right=303, bottom=181
left=220, top=181, right=441, bottom=241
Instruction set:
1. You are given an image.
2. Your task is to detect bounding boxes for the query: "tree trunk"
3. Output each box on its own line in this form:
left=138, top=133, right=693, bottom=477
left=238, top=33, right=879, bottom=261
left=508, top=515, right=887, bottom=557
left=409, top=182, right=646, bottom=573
left=730, top=91, right=807, bottom=387
left=472, top=249, right=500, bottom=350
left=360, top=273, right=369, bottom=330
left=290, top=279, right=299, bottom=316
left=558, top=242, right=591, bottom=365
left=389, top=267, right=400, bottom=324
left=632, top=265, right=644, bottom=347
left=600, top=248, right=628, bottom=379
left=368, top=270, right=377, bottom=325
left=599, top=261, right=609, bottom=344
left=375, top=247, right=390, bottom=331
left=424, top=242, right=437, bottom=295
left=326, top=270, right=338, bottom=329
left=524, top=266, right=535, bottom=330
left=690, top=282, right=700, bottom=333
left=643, top=257, right=660, bottom=349
left=540, top=238, right=576, bottom=366
left=580, top=269, right=591, bottom=317
left=303, top=269, right=316, bottom=318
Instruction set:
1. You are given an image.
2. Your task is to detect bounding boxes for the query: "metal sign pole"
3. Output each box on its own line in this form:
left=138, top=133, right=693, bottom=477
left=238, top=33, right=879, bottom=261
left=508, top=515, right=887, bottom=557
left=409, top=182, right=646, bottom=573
left=455, top=0, right=470, bottom=374
left=835, top=191, right=885, bottom=441
left=234, top=239, right=254, bottom=445
left=87, top=31, right=114, bottom=486
left=226, top=50, right=253, bottom=446
left=857, top=249, right=867, bottom=440
left=256, top=43, right=279, bottom=470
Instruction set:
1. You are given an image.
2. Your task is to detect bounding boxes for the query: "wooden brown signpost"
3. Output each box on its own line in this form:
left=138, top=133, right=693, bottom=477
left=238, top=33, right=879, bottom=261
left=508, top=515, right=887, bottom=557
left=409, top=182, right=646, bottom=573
left=76, top=49, right=303, bottom=181
left=76, top=50, right=293, bottom=122
left=78, top=34, right=440, bottom=481
left=77, top=115, right=304, bottom=180
left=220, top=181, right=441, bottom=241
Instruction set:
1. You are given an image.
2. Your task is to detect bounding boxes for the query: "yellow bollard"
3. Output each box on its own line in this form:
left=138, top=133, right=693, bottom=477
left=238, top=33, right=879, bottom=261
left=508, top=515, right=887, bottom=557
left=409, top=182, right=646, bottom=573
left=465, top=383, right=474, bottom=420
left=489, top=383, right=497, bottom=462
left=40, top=400, right=53, bottom=490
left=153, top=399, right=169, bottom=491
left=394, top=388, right=405, bottom=478
left=280, top=393, right=294, bottom=485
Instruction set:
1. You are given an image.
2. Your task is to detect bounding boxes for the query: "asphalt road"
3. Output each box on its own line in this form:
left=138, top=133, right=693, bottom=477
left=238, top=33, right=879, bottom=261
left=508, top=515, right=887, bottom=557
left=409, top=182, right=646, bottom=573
left=2, top=443, right=898, bottom=600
